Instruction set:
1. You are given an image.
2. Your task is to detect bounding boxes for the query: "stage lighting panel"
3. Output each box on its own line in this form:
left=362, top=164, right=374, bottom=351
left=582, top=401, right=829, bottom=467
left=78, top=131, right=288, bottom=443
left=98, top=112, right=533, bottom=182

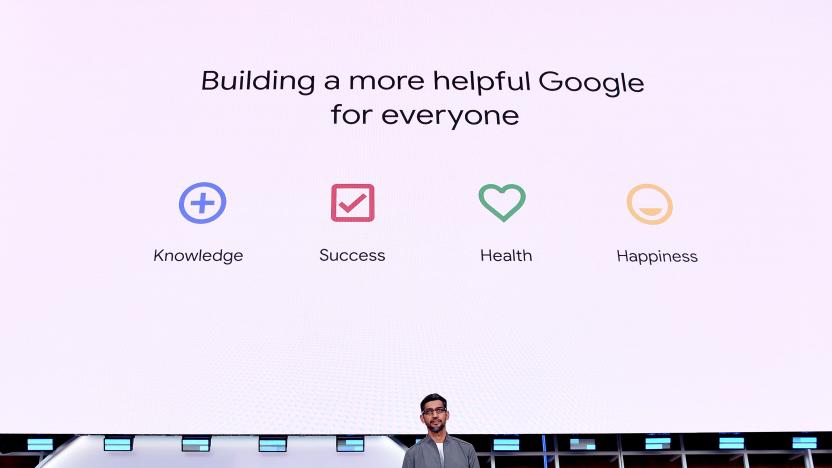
left=336, top=436, right=364, bottom=452
left=493, top=438, right=520, bottom=451
left=259, top=436, right=287, bottom=452
left=570, top=438, right=596, bottom=450
left=27, top=438, right=54, bottom=451
left=182, top=436, right=211, bottom=452
left=645, top=437, right=671, bottom=450
left=792, top=437, right=817, bottom=449
left=719, top=437, right=745, bottom=450
left=103, top=436, right=133, bottom=452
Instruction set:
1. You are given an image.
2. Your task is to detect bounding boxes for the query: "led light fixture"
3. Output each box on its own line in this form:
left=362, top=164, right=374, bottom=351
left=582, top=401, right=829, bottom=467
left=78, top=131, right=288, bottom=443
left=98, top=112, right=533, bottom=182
left=259, top=436, right=287, bottom=452
left=645, top=437, right=671, bottom=450
left=793, top=437, right=817, bottom=450
left=493, top=438, right=520, bottom=451
left=104, top=436, right=134, bottom=452
left=336, top=436, right=364, bottom=452
left=719, top=437, right=744, bottom=450
left=570, top=438, right=596, bottom=451
left=182, top=436, right=211, bottom=452
left=27, top=438, right=54, bottom=451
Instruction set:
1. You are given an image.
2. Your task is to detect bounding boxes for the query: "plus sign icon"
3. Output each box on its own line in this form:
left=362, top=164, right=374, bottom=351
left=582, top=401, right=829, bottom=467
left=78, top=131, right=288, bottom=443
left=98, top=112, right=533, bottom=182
left=178, top=182, right=227, bottom=224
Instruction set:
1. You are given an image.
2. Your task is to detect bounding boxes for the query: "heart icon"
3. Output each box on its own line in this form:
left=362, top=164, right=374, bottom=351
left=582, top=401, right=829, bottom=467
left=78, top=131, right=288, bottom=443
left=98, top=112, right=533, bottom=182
left=478, top=184, right=526, bottom=222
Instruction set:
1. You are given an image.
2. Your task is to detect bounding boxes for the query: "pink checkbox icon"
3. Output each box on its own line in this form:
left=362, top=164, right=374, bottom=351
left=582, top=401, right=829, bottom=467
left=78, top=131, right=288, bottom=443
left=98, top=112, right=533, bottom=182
left=331, top=184, right=375, bottom=222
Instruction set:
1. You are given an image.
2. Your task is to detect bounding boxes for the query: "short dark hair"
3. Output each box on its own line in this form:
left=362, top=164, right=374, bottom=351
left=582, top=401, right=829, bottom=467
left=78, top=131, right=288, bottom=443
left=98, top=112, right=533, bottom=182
left=420, top=393, right=447, bottom=411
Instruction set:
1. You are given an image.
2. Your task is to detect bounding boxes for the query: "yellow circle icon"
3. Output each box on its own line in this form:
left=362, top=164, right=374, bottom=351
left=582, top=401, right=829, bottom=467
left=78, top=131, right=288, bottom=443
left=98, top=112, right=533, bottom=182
left=627, top=184, right=673, bottom=225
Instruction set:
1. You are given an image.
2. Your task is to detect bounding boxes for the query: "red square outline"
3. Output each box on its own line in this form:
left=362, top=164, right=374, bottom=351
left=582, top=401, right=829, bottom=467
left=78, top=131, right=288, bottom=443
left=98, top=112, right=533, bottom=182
left=331, top=184, right=375, bottom=222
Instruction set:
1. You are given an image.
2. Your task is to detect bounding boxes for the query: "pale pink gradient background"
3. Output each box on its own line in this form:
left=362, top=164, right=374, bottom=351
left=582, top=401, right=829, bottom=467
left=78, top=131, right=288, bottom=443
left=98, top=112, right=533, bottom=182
left=1, top=0, right=830, bottom=434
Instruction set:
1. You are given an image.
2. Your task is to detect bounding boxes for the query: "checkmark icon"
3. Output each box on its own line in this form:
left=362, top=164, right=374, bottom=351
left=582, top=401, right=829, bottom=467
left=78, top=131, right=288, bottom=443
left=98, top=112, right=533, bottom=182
left=331, top=184, right=375, bottom=222
left=338, top=193, right=367, bottom=213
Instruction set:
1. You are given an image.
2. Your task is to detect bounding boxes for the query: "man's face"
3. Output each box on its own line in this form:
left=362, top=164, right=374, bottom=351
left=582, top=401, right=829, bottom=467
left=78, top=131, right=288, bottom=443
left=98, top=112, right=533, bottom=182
left=420, top=399, right=449, bottom=433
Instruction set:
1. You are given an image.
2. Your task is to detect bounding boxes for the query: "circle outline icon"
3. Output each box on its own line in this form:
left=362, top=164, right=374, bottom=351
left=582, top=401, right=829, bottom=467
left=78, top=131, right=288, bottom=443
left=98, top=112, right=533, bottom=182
left=627, top=183, right=673, bottom=225
left=179, top=182, right=227, bottom=224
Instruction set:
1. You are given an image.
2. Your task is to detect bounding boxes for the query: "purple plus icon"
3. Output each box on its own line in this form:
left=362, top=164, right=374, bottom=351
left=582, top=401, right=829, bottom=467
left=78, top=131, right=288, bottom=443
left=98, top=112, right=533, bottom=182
left=190, top=192, right=215, bottom=214
left=179, top=182, right=227, bottom=224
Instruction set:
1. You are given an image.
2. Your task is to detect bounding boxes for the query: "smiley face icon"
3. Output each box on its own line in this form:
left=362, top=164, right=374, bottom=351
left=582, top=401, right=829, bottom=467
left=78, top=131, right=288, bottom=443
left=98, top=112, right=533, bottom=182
left=627, top=184, right=673, bottom=225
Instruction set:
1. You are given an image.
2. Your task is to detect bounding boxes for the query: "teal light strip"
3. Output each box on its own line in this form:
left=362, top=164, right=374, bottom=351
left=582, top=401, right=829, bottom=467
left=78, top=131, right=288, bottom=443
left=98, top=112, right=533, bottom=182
left=793, top=437, right=817, bottom=449
left=794, top=443, right=817, bottom=449
left=183, top=440, right=209, bottom=445
left=27, top=445, right=54, bottom=451
left=337, top=438, right=364, bottom=452
left=259, top=438, right=287, bottom=452
left=105, top=439, right=131, bottom=445
left=104, top=445, right=132, bottom=452
left=338, top=446, right=363, bottom=452
left=570, top=439, right=596, bottom=450
left=182, top=438, right=210, bottom=452
left=260, top=440, right=286, bottom=446
left=27, top=439, right=53, bottom=444
left=493, top=438, right=520, bottom=451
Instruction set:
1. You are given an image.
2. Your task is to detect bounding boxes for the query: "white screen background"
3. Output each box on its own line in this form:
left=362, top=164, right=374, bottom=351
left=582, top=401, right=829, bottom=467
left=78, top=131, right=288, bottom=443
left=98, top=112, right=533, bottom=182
left=1, top=0, right=830, bottom=434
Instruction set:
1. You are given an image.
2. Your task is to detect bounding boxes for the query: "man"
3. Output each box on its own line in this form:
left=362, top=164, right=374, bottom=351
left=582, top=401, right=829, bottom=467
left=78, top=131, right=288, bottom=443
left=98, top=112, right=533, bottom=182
left=402, top=394, right=480, bottom=468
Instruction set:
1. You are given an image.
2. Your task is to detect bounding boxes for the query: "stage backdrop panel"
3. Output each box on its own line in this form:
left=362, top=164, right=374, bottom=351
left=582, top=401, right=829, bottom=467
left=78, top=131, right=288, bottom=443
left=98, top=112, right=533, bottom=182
left=1, top=0, right=830, bottom=434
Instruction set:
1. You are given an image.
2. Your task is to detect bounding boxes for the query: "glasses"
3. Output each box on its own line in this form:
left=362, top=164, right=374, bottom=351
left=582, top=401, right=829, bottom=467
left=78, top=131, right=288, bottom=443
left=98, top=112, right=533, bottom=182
left=422, top=407, right=447, bottom=416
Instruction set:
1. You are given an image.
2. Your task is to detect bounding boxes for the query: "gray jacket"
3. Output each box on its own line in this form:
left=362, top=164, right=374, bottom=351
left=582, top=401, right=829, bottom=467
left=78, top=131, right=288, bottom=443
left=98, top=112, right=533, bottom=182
left=402, top=435, right=480, bottom=468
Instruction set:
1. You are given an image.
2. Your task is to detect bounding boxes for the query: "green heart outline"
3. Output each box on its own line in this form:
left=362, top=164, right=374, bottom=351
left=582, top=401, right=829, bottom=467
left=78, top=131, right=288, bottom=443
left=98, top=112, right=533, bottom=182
left=479, top=184, right=526, bottom=222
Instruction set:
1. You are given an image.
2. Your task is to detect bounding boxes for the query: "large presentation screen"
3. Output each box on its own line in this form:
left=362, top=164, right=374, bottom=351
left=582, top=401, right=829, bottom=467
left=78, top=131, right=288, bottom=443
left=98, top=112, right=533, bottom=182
left=2, top=1, right=831, bottom=435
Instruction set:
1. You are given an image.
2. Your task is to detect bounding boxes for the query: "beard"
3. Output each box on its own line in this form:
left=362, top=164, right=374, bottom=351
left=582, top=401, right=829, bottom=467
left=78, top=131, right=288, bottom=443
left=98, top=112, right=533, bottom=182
left=428, top=419, right=446, bottom=433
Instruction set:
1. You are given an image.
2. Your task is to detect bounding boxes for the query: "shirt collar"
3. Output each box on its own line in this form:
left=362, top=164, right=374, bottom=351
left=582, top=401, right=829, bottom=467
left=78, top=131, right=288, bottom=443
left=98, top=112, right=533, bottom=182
left=422, top=434, right=452, bottom=446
